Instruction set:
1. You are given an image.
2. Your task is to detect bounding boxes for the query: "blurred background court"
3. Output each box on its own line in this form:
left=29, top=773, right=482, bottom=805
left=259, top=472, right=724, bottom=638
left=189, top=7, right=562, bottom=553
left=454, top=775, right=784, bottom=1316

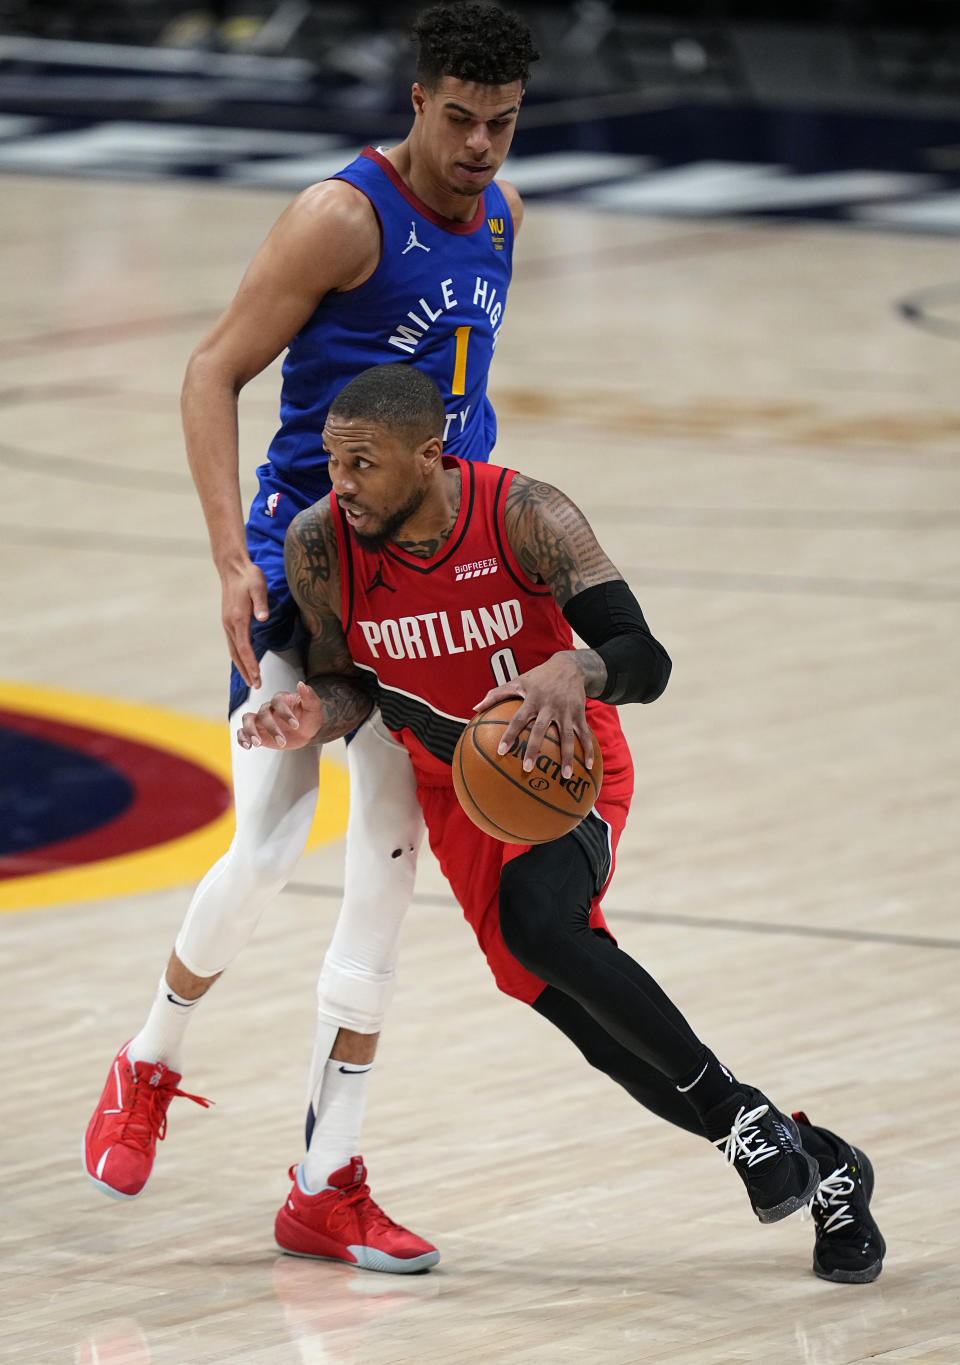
left=1, top=4, right=958, bottom=1362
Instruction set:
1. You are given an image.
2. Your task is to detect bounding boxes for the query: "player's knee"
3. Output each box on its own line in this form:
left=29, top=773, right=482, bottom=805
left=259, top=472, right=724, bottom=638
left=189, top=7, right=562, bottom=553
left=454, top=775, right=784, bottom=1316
left=341, top=840, right=419, bottom=915
left=226, top=820, right=308, bottom=890
left=315, top=956, right=396, bottom=1034
left=230, top=789, right=316, bottom=887
left=498, top=861, right=557, bottom=973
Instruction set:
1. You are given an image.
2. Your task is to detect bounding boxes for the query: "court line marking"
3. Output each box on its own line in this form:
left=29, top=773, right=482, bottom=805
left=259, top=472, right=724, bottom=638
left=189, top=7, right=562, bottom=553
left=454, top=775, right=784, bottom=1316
left=283, top=881, right=960, bottom=952
left=897, top=281, right=960, bottom=341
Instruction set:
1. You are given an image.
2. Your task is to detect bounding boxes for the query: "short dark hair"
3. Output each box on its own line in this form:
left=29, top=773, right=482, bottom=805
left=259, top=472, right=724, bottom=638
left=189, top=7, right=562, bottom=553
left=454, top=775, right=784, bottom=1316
left=329, top=363, right=446, bottom=445
left=412, top=3, right=539, bottom=89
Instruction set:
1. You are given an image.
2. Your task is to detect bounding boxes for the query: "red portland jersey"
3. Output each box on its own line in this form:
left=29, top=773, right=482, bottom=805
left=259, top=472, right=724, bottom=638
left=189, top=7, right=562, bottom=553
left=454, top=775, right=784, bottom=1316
left=332, top=458, right=619, bottom=784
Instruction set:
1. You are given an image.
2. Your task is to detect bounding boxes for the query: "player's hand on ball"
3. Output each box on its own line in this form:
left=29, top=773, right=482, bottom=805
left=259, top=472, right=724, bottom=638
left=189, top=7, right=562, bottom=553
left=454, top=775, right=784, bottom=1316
left=474, top=651, right=595, bottom=780
left=454, top=697, right=602, bottom=844
left=237, top=680, right=323, bottom=750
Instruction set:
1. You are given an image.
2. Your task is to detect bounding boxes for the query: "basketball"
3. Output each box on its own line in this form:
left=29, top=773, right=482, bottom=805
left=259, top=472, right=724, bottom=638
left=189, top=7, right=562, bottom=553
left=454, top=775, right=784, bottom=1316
left=452, top=698, right=603, bottom=845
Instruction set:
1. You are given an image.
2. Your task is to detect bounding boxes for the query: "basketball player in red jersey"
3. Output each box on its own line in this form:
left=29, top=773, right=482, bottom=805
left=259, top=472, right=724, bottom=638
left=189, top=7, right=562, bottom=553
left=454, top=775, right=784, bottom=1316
left=240, top=364, right=886, bottom=1286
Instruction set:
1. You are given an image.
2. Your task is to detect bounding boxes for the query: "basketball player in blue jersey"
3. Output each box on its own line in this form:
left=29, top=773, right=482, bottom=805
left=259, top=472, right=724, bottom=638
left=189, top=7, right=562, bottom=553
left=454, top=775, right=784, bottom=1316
left=84, top=4, right=538, bottom=1271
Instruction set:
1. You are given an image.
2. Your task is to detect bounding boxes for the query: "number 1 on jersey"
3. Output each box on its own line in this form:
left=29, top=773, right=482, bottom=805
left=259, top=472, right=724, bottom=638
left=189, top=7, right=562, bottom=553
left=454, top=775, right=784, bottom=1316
left=451, top=325, right=471, bottom=397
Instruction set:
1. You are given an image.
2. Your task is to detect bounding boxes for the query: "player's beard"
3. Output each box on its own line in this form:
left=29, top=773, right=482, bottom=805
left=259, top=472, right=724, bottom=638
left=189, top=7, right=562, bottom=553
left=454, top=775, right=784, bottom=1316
left=352, top=482, right=428, bottom=554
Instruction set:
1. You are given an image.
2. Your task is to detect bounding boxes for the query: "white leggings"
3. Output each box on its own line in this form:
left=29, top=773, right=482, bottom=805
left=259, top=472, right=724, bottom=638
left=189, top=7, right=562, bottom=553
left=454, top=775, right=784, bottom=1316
left=175, top=650, right=424, bottom=1066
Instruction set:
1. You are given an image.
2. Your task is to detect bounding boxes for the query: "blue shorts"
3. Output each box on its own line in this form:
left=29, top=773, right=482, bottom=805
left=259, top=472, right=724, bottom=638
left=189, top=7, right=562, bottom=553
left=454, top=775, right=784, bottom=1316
left=228, top=462, right=332, bottom=715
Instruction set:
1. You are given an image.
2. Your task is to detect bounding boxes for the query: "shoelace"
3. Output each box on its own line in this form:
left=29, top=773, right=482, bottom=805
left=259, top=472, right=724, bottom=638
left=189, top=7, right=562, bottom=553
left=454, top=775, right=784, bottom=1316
left=287, top=1169, right=401, bottom=1236
left=714, top=1103, right=779, bottom=1168
left=119, top=1076, right=211, bottom=1150
left=810, top=1164, right=856, bottom=1234
left=329, top=1181, right=401, bottom=1235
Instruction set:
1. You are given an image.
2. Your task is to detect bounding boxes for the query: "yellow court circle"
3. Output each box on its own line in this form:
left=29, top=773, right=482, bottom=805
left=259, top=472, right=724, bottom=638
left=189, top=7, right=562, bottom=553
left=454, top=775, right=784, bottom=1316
left=0, top=680, right=350, bottom=913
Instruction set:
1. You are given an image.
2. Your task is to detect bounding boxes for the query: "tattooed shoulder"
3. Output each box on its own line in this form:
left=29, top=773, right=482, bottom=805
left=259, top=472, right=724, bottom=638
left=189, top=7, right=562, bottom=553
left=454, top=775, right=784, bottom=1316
left=503, top=471, right=619, bottom=607
left=504, top=471, right=553, bottom=518
left=285, top=497, right=340, bottom=620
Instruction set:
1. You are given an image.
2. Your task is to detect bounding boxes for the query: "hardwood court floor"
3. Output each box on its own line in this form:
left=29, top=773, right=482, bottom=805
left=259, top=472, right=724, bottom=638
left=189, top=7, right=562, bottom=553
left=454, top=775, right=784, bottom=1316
left=1, top=172, right=959, bottom=1364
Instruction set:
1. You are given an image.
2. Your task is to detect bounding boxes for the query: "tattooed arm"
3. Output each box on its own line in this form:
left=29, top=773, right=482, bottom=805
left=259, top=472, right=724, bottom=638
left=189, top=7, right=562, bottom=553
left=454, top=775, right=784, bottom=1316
left=237, top=499, right=375, bottom=751
left=475, top=473, right=670, bottom=775
left=503, top=472, right=623, bottom=689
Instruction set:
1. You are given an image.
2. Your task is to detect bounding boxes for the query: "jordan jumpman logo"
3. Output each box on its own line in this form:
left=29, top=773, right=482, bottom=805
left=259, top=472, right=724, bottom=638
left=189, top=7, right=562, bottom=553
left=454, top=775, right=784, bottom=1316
left=365, top=562, right=395, bottom=593
left=401, top=221, right=430, bottom=254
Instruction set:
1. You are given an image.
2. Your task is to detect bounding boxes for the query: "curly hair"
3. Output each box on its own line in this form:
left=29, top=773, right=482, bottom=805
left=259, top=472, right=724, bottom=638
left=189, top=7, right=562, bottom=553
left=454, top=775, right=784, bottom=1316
left=412, top=3, right=540, bottom=88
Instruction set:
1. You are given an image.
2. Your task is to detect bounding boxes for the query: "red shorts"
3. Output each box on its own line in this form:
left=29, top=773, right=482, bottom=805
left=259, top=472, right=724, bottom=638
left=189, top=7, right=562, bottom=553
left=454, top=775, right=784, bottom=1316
left=414, top=706, right=633, bottom=1005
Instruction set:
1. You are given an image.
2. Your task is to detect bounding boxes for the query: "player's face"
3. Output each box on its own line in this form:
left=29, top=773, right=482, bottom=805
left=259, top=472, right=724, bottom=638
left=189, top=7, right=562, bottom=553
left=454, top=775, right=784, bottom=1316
left=323, top=415, right=431, bottom=552
left=413, top=77, right=523, bottom=197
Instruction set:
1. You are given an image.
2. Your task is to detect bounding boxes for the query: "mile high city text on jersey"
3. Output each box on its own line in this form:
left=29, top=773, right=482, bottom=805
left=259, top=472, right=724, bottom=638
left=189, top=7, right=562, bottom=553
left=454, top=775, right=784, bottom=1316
left=387, top=275, right=505, bottom=354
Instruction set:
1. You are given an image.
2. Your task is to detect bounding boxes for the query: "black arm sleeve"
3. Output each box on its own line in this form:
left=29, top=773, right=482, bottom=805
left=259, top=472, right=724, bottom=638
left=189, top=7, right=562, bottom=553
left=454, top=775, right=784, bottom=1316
left=562, top=580, right=672, bottom=705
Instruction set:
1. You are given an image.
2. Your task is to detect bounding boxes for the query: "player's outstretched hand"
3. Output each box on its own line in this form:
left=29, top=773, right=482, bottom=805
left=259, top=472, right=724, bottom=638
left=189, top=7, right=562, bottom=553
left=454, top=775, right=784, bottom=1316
left=237, top=680, right=323, bottom=751
left=221, top=561, right=270, bottom=689
left=474, top=652, right=594, bottom=780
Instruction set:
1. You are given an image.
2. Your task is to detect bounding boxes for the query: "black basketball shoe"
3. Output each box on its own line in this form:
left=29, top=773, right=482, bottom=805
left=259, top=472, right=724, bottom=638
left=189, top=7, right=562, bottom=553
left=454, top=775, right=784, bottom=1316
left=793, top=1112, right=886, bottom=1283
left=707, top=1088, right=819, bottom=1223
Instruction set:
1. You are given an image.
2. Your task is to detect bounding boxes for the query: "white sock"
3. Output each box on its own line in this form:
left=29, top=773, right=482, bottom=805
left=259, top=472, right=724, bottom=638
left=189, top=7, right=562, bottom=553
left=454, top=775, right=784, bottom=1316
left=302, top=1060, right=373, bottom=1191
left=126, top=976, right=202, bottom=1073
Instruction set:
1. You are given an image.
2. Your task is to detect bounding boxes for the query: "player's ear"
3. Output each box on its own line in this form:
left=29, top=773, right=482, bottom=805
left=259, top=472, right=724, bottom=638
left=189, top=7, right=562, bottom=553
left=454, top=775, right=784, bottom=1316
left=419, top=436, right=444, bottom=471
left=411, top=82, right=428, bottom=116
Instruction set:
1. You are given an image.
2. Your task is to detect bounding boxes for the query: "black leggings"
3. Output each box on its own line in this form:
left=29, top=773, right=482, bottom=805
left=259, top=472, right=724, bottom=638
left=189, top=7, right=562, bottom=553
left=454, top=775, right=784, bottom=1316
left=499, top=835, right=706, bottom=1137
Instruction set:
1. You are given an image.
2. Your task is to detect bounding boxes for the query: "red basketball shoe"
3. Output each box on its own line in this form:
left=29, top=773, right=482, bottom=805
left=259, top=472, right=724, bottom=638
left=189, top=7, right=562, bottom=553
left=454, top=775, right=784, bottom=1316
left=275, top=1158, right=439, bottom=1273
left=83, top=1043, right=211, bottom=1199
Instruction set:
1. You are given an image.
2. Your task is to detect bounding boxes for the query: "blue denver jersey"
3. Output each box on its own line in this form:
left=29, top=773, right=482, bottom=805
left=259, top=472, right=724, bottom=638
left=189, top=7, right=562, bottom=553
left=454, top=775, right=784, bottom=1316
left=231, top=148, right=516, bottom=709
left=265, top=146, right=515, bottom=484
